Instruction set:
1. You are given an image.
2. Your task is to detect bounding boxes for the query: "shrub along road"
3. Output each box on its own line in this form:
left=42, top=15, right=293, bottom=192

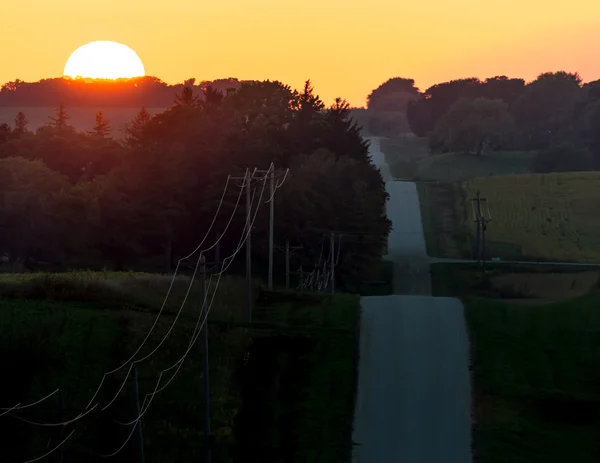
left=352, top=138, right=472, bottom=462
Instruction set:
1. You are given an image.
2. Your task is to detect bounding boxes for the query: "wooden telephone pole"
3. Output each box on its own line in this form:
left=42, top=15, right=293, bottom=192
left=275, top=240, right=303, bottom=289
left=472, top=190, right=491, bottom=277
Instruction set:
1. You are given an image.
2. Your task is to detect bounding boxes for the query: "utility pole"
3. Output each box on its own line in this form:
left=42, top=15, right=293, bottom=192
left=268, top=169, right=275, bottom=289
left=275, top=240, right=303, bottom=289
left=229, top=170, right=257, bottom=323
left=132, top=366, right=145, bottom=463
left=330, top=231, right=335, bottom=294
left=472, top=190, right=490, bottom=278
left=473, top=190, right=482, bottom=263
left=231, top=167, right=289, bottom=320
left=257, top=167, right=287, bottom=290
left=200, top=253, right=211, bottom=463
left=245, top=177, right=252, bottom=322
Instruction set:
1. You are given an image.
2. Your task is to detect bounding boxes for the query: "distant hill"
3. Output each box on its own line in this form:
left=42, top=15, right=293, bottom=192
left=0, top=76, right=255, bottom=108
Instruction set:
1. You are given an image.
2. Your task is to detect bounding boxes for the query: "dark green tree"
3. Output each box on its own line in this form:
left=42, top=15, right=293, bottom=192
left=13, top=112, right=28, bottom=137
left=0, top=124, right=10, bottom=144
left=174, top=85, right=199, bottom=108
left=432, top=97, right=514, bottom=155
left=49, top=103, right=70, bottom=128
left=124, top=106, right=152, bottom=147
left=511, top=71, right=582, bottom=149
left=90, top=111, right=112, bottom=137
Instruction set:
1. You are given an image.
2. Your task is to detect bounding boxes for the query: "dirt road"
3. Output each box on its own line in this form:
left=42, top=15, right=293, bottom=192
left=352, top=137, right=472, bottom=462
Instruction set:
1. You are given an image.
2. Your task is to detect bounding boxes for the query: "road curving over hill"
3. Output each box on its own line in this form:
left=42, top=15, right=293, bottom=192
left=351, top=137, right=472, bottom=462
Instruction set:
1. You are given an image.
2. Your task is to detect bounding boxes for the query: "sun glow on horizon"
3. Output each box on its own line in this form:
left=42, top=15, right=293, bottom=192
left=63, top=41, right=145, bottom=80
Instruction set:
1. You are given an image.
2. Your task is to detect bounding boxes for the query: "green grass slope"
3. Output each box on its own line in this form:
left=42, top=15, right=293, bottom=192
left=0, top=272, right=360, bottom=462
left=467, top=293, right=600, bottom=463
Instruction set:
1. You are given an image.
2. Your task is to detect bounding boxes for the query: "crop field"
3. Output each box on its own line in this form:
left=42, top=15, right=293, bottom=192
left=0, top=107, right=167, bottom=138
left=422, top=172, right=600, bottom=262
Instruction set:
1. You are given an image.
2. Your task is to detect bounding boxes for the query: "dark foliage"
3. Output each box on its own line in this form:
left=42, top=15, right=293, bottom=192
left=0, top=80, right=390, bottom=290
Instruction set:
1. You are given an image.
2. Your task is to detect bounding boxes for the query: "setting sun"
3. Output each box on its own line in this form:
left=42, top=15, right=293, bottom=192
left=63, top=41, right=145, bottom=80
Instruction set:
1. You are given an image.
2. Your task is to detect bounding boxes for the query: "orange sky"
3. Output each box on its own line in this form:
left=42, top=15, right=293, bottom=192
left=2, top=0, right=599, bottom=107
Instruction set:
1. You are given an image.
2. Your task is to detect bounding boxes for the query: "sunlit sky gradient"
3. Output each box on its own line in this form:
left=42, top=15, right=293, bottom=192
left=2, top=0, right=599, bottom=107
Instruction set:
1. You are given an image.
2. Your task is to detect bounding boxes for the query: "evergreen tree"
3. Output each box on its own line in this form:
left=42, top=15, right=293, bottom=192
left=49, top=103, right=70, bottom=127
left=13, top=112, right=28, bottom=136
left=90, top=111, right=112, bottom=138
left=174, top=86, right=199, bottom=107
left=124, top=106, right=152, bottom=147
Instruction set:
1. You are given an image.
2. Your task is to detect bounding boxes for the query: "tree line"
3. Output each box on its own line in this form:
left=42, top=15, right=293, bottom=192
left=0, top=80, right=390, bottom=290
left=365, top=72, right=600, bottom=172
left=0, top=76, right=254, bottom=107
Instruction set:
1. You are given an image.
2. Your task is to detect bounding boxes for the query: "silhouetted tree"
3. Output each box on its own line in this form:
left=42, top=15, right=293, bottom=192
left=49, top=103, right=70, bottom=128
left=124, top=106, right=152, bottom=147
left=174, top=86, right=199, bottom=108
left=90, top=111, right=112, bottom=137
left=432, top=98, right=514, bottom=155
left=407, top=78, right=483, bottom=136
left=512, top=71, right=582, bottom=149
left=367, top=77, right=419, bottom=112
left=0, top=124, right=11, bottom=144
left=201, top=85, right=224, bottom=112
left=13, top=112, right=28, bottom=136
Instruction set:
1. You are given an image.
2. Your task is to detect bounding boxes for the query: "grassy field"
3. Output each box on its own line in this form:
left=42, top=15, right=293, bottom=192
left=431, top=262, right=600, bottom=302
left=421, top=172, right=600, bottom=262
left=379, top=135, right=428, bottom=178
left=431, top=263, right=600, bottom=462
left=237, top=291, right=360, bottom=462
left=0, top=271, right=360, bottom=462
left=0, top=107, right=167, bottom=137
left=412, top=151, right=536, bottom=182
left=379, top=139, right=536, bottom=180
left=467, top=295, right=600, bottom=463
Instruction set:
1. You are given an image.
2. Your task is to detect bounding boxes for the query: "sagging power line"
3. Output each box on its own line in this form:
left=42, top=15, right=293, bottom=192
left=8, top=167, right=280, bottom=462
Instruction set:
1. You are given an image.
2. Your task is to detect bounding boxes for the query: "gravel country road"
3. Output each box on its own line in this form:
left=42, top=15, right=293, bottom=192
left=352, top=137, right=472, bottom=463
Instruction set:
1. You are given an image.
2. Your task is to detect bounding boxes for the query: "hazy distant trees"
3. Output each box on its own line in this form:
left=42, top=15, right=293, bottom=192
left=365, top=77, right=419, bottom=137
left=0, top=76, right=254, bottom=108
left=431, top=98, right=514, bottom=155
left=362, top=71, right=600, bottom=175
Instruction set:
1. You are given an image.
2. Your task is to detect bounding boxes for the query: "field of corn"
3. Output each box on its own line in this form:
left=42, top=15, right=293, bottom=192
left=422, top=172, right=600, bottom=262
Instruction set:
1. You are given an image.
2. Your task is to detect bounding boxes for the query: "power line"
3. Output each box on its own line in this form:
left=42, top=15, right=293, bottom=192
left=22, top=430, right=75, bottom=463
left=4, top=171, right=252, bottom=429
left=231, top=163, right=277, bottom=321
left=95, top=168, right=273, bottom=459
left=6, top=166, right=275, bottom=460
